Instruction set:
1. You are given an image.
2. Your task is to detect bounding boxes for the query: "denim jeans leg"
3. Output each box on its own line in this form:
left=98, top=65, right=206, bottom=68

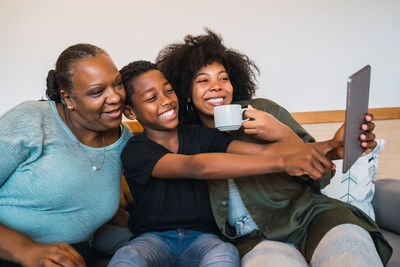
left=107, top=232, right=174, bottom=267
left=179, top=232, right=240, bottom=267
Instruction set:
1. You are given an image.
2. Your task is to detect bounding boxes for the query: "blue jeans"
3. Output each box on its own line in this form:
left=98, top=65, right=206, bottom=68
left=108, top=229, right=239, bottom=267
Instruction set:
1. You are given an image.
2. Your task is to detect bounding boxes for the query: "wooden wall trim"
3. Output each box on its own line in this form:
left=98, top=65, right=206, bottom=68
left=291, top=107, right=400, bottom=124
left=125, top=107, right=400, bottom=130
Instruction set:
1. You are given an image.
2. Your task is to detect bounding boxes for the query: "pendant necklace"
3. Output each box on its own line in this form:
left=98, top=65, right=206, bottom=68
left=64, top=106, right=106, bottom=171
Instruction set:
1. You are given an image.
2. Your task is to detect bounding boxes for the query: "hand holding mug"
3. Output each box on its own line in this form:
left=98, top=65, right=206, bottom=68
left=242, top=105, right=303, bottom=143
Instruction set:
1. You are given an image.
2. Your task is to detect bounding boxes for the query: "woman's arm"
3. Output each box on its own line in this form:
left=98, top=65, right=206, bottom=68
left=0, top=224, right=85, bottom=267
left=324, top=114, right=377, bottom=160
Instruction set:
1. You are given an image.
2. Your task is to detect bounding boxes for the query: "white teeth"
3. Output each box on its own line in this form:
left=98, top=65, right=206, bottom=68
left=206, top=98, right=223, bottom=103
left=160, top=109, right=174, bottom=118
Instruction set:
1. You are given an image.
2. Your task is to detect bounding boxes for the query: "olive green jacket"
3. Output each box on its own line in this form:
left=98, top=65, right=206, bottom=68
left=208, top=98, right=392, bottom=264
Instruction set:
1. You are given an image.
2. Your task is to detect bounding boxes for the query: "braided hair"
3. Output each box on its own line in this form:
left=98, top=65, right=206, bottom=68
left=156, top=29, right=259, bottom=124
left=46, top=43, right=106, bottom=103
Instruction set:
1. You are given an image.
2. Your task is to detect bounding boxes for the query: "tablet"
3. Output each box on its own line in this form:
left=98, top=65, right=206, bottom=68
left=343, top=65, right=371, bottom=173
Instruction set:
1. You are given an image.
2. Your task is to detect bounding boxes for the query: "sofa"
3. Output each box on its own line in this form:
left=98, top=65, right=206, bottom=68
left=373, top=179, right=400, bottom=266
left=122, top=119, right=400, bottom=266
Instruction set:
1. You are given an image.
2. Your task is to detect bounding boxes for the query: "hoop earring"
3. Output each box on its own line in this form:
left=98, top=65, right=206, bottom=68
left=185, top=102, right=195, bottom=114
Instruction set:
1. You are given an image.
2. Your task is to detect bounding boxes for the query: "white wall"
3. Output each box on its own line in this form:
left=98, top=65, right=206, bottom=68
left=1, top=0, right=399, bottom=116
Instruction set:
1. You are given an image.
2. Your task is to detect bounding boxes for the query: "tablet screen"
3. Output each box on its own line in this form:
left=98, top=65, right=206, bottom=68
left=343, top=65, right=371, bottom=173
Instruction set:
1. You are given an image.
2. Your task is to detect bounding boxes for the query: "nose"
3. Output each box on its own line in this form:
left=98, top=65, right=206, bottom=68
left=105, top=86, right=124, bottom=105
left=159, top=92, right=172, bottom=106
left=209, top=79, right=222, bottom=91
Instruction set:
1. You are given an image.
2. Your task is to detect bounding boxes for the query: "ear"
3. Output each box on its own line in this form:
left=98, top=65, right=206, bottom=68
left=124, top=105, right=137, bottom=120
left=60, top=89, right=73, bottom=109
left=187, top=97, right=191, bottom=103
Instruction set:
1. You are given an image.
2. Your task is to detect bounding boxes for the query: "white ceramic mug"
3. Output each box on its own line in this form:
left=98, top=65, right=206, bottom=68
left=214, top=104, right=248, bottom=131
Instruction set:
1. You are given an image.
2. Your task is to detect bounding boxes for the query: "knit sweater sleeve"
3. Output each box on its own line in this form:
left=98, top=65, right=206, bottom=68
left=0, top=101, right=44, bottom=187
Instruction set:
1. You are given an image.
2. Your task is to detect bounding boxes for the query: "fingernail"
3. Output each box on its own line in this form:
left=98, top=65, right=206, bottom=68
left=361, top=142, right=367, bottom=147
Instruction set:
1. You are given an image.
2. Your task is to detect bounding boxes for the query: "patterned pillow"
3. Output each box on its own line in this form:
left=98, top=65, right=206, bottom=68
left=321, top=139, right=385, bottom=220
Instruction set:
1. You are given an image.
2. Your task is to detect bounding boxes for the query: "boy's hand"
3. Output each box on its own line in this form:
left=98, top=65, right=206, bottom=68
left=281, top=144, right=334, bottom=180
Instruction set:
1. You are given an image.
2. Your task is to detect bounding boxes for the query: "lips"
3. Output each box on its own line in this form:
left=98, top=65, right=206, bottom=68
left=103, top=108, right=122, bottom=119
left=159, top=108, right=176, bottom=120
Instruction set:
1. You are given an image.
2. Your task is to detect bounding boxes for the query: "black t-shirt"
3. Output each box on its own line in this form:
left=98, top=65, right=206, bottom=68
left=121, top=124, right=235, bottom=236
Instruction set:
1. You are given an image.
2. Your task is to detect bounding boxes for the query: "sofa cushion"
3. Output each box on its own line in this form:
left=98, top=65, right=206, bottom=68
left=373, top=179, right=400, bottom=234
left=321, top=139, right=385, bottom=220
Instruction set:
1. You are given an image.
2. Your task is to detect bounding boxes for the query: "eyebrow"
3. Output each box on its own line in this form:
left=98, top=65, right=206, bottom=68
left=140, top=87, right=155, bottom=96
left=194, top=70, right=227, bottom=79
left=87, top=83, right=103, bottom=88
left=138, top=80, right=171, bottom=96
left=87, top=74, right=122, bottom=88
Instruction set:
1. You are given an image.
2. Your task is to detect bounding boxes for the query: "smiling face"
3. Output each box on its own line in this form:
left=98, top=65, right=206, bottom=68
left=190, top=61, right=234, bottom=127
left=125, top=69, right=179, bottom=133
left=61, top=53, right=125, bottom=132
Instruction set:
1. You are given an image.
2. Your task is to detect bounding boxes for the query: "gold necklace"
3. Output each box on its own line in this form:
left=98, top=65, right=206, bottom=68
left=64, top=106, right=106, bottom=171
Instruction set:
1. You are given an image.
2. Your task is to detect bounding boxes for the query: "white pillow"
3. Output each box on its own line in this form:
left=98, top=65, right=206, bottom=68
left=321, top=139, right=385, bottom=220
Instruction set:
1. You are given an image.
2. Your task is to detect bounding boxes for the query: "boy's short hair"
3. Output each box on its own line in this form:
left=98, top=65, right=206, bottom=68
left=120, top=60, right=158, bottom=105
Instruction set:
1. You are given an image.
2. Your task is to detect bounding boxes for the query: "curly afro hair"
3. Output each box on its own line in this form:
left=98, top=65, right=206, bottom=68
left=119, top=60, right=158, bottom=106
left=156, top=29, right=259, bottom=124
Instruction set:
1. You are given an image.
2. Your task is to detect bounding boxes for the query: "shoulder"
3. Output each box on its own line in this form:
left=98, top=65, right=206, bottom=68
left=122, top=133, right=146, bottom=152
left=121, top=133, right=169, bottom=178
left=0, top=101, right=55, bottom=132
left=179, top=124, right=234, bottom=153
left=234, top=98, right=286, bottom=114
left=122, top=133, right=167, bottom=159
left=0, top=101, right=56, bottom=163
left=120, top=123, right=133, bottom=140
left=179, top=123, right=221, bottom=139
left=179, top=123, right=218, bottom=133
left=1, top=101, right=52, bottom=118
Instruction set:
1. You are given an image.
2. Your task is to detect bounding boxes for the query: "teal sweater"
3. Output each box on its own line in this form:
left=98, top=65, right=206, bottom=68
left=0, top=101, right=132, bottom=244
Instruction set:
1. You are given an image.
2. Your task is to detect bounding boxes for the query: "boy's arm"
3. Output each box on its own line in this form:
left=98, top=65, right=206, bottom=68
left=151, top=147, right=332, bottom=181
left=226, top=139, right=333, bottom=157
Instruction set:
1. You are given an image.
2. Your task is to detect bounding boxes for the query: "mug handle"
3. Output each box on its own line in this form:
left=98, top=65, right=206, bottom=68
left=241, top=108, right=250, bottom=122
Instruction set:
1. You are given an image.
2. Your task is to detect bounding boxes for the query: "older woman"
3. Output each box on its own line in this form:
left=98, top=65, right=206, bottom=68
left=0, top=44, right=132, bottom=266
left=155, top=30, right=392, bottom=266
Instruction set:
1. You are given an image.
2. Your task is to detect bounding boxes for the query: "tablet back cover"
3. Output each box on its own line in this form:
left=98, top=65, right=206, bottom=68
left=343, top=65, right=371, bottom=173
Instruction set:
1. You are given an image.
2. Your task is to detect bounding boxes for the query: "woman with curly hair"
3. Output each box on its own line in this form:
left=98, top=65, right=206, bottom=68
left=155, top=29, right=392, bottom=266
